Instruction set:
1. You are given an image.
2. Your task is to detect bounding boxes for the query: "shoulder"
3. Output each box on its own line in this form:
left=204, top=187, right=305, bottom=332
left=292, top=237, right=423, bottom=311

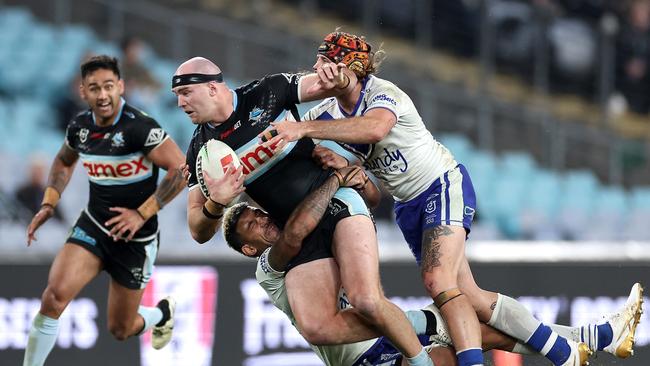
left=305, top=97, right=338, bottom=120
left=365, top=76, right=402, bottom=108
left=255, top=247, right=284, bottom=280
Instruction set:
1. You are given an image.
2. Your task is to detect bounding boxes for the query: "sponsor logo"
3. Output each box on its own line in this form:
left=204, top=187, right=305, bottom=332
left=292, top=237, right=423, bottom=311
left=0, top=297, right=98, bottom=350
left=370, top=93, right=397, bottom=107
left=140, top=266, right=218, bottom=366
left=238, top=140, right=282, bottom=175
left=144, top=128, right=164, bottom=147
left=111, top=132, right=125, bottom=148
left=70, top=227, right=96, bottom=246
left=79, top=128, right=89, bottom=143
left=82, top=156, right=151, bottom=179
left=363, top=147, right=408, bottom=175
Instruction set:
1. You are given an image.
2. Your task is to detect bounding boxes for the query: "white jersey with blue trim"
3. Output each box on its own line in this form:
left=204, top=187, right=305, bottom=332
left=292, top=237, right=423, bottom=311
left=305, top=75, right=457, bottom=202
left=255, top=247, right=376, bottom=366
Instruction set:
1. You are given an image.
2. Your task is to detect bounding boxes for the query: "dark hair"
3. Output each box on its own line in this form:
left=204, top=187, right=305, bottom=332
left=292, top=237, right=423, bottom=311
left=80, top=55, right=121, bottom=80
left=222, top=202, right=250, bottom=254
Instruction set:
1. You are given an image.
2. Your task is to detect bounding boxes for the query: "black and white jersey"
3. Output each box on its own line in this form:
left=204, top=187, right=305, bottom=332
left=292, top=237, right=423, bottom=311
left=65, top=101, right=169, bottom=240
left=186, top=73, right=331, bottom=225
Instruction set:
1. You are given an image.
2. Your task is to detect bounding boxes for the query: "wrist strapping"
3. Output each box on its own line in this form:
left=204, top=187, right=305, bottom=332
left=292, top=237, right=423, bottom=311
left=203, top=198, right=224, bottom=220
left=137, top=195, right=162, bottom=221
left=336, top=73, right=350, bottom=89
left=41, top=187, right=61, bottom=208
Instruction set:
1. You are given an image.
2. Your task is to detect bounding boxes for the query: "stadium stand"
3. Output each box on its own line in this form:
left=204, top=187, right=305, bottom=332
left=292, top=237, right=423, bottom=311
left=0, top=5, right=649, bottom=252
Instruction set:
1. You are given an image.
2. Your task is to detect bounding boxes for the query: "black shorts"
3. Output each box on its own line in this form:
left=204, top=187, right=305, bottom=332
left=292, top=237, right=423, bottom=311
left=285, top=188, right=372, bottom=272
left=66, top=210, right=160, bottom=290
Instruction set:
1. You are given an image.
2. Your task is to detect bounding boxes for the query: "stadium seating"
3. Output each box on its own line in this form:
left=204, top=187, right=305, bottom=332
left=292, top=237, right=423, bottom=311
left=0, top=6, right=647, bottom=248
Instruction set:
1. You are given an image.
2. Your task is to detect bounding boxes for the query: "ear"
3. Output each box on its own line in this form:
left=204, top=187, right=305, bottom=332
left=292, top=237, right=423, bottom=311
left=117, top=79, right=125, bottom=95
left=241, top=244, right=258, bottom=257
left=208, top=81, right=219, bottom=96
left=79, top=83, right=87, bottom=101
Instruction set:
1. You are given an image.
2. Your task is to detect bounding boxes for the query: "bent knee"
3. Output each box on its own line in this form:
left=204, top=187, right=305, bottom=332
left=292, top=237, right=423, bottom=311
left=347, top=293, right=383, bottom=320
left=108, top=322, right=133, bottom=341
left=40, top=287, right=70, bottom=317
left=422, top=272, right=458, bottom=297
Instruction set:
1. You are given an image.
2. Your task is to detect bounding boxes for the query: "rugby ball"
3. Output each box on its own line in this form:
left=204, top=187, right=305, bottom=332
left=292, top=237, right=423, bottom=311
left=196, top=139, right=241, bottom=198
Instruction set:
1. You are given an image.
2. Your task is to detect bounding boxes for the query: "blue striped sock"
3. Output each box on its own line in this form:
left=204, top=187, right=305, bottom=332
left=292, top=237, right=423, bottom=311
left=596, top=323, right=613, bottom=351
left=527, top=324, right=572, bottom=365
left=456, top=348, right=483, bottom=366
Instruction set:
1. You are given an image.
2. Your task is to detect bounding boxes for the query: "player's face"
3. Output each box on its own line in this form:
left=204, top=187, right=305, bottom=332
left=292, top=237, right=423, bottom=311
left=173, top=83, right=215, bottom=124
left=236, top=207, right=280, bottom=254
left=80, top=69, right=124, bottom=124
left=313, top=55, right=334, bottom=71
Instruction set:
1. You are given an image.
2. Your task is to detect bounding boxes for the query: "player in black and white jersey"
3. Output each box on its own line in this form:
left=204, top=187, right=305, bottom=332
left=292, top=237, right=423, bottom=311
left=175, top=57, right=436, bottom=366
left=23, top=56, right=186, bottom=366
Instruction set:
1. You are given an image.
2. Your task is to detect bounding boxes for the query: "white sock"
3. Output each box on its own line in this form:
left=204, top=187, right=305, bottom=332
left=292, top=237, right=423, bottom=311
left=23, top=313, right=59, bottom=366
left=137, top=306, right=163, bottom=335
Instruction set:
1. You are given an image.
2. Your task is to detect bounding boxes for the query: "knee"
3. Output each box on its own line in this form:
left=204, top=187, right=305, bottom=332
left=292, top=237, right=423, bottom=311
left=347, top=292, right=382, bottom=321
left=299, top=323, right=332, bottom=345
left=421, top=272, right=457, bottom=297
left=40, top=286, right=69, bottom=317
left=108, top=321, right=132, bottom=341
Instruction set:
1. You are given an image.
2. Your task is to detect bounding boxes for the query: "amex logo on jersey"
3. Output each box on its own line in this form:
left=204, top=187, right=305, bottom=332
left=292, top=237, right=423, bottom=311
left=234, top=138, right=297, bottom=184
left=79, top=152, right=153, bottom=185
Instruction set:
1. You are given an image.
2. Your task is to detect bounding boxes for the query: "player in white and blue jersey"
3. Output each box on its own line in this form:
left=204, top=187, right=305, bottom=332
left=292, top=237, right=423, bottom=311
left=23, top=56, right=186, bottom=366
left=264, top=31, right=644, bottom=366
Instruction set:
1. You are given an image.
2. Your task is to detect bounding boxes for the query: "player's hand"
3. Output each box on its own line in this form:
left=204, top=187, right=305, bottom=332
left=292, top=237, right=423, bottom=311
left=307, top=62, right=353, bottom=93
left=205, top=165, right=245, bottom=206
left=259, top=120, right=302, bottom=151
left=106, top=207, right=145, bottom=242
left=180, top=163, right=191, bottom=184
left=312, top=145, right=349, bottom=170
left=336, top=166, right=369, bottom=190
left=26, top=205, right=54, bottom=246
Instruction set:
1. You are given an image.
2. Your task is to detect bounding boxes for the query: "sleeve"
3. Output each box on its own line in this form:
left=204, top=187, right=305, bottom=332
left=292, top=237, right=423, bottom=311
left=255, top=248, right=289, bottom=311
left=186, top=133, right=200, bottom=190
left=364, top=83, right=401, bottom=119
left=263, top=73, right=301, bottom=108
left=64, top=122, right=77, bottom=151
left=129, top=117, right=170, bottom=155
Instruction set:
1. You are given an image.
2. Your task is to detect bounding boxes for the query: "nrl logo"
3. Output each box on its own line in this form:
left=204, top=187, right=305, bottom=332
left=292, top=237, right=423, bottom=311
left=79, top=128, right=89, bottom=143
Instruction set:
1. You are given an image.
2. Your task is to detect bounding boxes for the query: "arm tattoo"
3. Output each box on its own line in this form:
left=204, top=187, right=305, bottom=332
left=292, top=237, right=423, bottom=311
left=154, top=167, right=185, bottom=207
left=48, top=145, right=78, bottom=193
left=286, top=175, right=339, bottom=238
left=420, top=226, right=453, bottom=272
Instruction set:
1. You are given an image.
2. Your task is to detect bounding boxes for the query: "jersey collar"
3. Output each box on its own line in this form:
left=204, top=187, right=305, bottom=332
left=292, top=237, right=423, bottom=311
left=338, top=76, right=368, bottom=117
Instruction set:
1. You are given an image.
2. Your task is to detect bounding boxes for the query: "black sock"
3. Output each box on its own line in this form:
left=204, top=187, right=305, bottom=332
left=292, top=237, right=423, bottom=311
left=155, top=299, right=170, bottom=327
left=423, top=309, right=437, bottom=335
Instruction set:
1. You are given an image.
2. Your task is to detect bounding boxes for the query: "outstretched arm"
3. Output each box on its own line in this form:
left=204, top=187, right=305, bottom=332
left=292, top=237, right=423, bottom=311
left=27, top=143, right=79, bottom=246
left=267, top=166, right=367, bottom=270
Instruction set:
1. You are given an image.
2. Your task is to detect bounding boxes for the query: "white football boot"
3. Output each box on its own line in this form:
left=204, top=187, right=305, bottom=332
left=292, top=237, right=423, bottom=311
left=422, top=303, right=452, bottom=346
left=603, top=282, right=644, bottom=358
left=560, top=341, right=592, bottom=366
left=152, top=296, right=176, bottom=350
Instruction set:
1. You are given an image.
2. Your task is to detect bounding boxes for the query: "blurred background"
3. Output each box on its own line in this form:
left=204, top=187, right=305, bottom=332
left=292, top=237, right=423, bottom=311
left=0, top=0, right=648, bottom=365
